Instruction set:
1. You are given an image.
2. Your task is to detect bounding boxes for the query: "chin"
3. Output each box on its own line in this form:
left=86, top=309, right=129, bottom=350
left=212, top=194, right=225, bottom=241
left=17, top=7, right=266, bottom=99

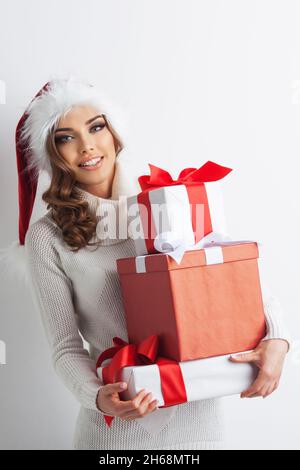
left=77, top=168, right=108, bottom=180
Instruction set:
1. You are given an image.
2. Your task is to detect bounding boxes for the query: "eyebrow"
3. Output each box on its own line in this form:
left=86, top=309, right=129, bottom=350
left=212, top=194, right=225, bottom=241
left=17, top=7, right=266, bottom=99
left=55, top=115, right=103, bottom=133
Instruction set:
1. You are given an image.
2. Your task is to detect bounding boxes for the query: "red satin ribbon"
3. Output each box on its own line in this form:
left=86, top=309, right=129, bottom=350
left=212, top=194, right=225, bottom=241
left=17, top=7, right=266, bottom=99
left=96, top=335, right=187, bottom=427
left=136, top=161, right=232, bottom=253
left=138, top=160, right=232, bottom=191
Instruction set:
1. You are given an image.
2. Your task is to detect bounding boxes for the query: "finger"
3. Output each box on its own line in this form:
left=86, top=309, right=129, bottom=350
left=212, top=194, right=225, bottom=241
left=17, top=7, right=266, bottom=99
left=241, top=381, right=265, bottom=398
left=122, top=399, right=159, bottom=421
left=260, top=381, right=275, bottom=398
left=118, top=388, right=152, bottom=413
left=240, top=382, right=261, bottom=398
left=242, top=379, right=276, bottom=399
left=104, top=382, right=128, bottom=395
left=138, top=392, right=157, bottom=414
left=241, top=366, right=273, bottom=396
left=262, top=382, right=278, bottom=399
left=229, top=351, right=258, bottom=363
left=121, top=394, right=159, bottom=420
left=242, top=389, right=263, bottom=398
left=128, top=391, right=155, bottom=417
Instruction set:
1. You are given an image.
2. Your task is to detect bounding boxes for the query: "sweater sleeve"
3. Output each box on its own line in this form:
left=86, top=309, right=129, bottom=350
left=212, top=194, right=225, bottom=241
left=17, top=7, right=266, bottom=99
left=25, top=218, right=105, bottom=412
left=260, top=286, right=292, bottom=352
left=258, top=255, right=292, bottom=352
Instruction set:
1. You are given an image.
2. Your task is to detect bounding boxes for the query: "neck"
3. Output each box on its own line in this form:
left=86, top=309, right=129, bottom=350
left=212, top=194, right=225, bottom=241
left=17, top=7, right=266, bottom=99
left=74, top=185, right=129, bottom=246
left=77, top=180, right=112, bottom=199
left=75, top=185, right=117, bottom=207
left=77, top=164, right=115, bottom=199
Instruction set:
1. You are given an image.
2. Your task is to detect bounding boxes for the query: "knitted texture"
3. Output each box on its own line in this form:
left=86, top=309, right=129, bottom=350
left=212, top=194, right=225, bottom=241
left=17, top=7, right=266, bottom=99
left=24, top=186, right=290, bottom=450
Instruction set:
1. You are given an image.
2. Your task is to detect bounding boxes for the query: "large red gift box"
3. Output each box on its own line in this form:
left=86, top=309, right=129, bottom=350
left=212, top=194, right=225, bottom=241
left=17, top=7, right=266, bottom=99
left=116, top=242, right=267, bottom=362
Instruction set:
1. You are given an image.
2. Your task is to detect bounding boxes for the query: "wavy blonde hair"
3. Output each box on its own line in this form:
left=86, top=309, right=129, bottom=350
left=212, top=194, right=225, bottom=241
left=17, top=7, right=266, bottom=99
left=42, top=113, right=124, bottom=252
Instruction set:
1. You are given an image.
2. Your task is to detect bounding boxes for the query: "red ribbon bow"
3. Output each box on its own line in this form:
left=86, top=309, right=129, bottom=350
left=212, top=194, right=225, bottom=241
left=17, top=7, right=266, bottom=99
left=138, top=160, right=232, bottom=192
left=96, top=335, right=187, bottom=427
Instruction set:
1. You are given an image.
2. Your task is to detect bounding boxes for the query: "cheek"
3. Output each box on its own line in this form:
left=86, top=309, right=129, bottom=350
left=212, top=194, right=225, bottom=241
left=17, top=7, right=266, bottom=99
left=96, top=130, right=115, bottom=150
left=58, top=144, right=77, bottom=166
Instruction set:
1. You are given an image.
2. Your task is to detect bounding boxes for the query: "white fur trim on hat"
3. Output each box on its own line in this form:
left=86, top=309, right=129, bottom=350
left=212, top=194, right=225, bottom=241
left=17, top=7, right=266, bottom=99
left=110, top=155, right=140, bottom=199
left=19, top=75, right=131, bottom=177
left=0, top=240, right=29, bottom=286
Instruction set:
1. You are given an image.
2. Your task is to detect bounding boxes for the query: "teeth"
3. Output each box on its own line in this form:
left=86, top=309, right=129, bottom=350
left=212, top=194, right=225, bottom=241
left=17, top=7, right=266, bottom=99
left=80, top=157, right=101, bottom=167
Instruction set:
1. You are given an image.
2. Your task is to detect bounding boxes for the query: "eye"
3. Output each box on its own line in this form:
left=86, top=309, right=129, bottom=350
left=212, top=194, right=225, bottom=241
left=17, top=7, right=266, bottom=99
left=54, top=121, right=106, bottom=145
left=55, top=135, right=73, bottom=144
left=90, top=121, right=106, bottom=133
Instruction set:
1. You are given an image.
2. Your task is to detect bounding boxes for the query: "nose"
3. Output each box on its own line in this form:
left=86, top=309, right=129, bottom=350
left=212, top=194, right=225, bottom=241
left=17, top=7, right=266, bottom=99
left=79, top=134, right=95, bottom=154
left=81, top=143, right=94, bottom=155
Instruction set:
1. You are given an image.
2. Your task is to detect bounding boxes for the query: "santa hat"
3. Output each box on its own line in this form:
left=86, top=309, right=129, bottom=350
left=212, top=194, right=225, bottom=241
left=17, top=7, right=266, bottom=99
left=0, top=76, right=138, bottom=284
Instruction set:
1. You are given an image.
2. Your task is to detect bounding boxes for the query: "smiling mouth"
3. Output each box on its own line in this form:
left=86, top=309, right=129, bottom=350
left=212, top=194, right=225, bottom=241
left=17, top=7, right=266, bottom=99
left=78, top=156, right=104, bottom=168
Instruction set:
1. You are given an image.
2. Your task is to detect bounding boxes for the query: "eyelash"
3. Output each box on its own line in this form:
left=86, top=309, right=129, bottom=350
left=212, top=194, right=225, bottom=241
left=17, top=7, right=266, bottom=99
left=55, top=122, right=106, bottom=144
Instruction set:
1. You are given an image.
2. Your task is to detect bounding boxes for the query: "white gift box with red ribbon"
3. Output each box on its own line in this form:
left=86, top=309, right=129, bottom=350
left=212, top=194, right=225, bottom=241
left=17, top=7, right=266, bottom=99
left=97, top=351, right=258, bottom=407
left=127, top=161, right=233, bottom=260
left=127, top=182, right=228, bottom=258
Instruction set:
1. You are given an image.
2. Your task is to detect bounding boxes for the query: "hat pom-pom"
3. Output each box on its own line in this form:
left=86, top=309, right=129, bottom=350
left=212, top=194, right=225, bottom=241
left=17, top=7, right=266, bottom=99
left=0, top=240, right=29, bottom=285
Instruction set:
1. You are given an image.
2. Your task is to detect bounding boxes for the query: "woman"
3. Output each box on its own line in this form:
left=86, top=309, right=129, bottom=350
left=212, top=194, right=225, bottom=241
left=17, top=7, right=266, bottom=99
left=5, top=77, right=291, bottom=449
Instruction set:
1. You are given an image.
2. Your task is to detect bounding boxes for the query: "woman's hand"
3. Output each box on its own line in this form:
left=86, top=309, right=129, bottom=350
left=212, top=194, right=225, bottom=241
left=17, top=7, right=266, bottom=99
left=96, top=382, right=159, bottom=421
left=229, top=339, right=289, bottom=399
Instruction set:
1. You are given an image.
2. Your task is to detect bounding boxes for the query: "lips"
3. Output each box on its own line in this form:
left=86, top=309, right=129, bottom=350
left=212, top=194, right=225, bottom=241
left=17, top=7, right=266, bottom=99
left=78, top=156, right=104, bottom=171
left=78, top=156, right=103, bottom=167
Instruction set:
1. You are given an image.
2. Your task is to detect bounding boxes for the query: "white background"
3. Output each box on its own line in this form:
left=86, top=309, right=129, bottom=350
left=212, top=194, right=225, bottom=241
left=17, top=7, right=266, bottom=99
left=0, top=0, right=299, bottom=450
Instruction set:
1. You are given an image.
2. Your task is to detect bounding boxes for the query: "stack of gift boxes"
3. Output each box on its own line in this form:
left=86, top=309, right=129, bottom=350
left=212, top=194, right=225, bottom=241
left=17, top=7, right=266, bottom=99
left=97, top=161, right=266, bottom=426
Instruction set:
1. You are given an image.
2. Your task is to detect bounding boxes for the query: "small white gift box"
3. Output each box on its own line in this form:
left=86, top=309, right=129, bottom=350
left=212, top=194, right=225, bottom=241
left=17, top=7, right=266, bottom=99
left=97, top=350, right=258, bottom=407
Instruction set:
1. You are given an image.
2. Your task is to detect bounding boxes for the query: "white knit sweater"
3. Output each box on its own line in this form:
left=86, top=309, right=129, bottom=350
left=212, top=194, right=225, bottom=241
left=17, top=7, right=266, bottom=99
left=24, top=181, right=291, bottom=450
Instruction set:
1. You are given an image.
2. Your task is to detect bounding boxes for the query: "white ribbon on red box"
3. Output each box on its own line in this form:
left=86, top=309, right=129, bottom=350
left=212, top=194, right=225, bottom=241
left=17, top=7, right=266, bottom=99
left=135, top=231, right=261, bottom=273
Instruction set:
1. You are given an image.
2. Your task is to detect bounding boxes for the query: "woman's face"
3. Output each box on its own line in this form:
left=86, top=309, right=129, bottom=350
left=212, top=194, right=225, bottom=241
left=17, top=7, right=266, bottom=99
left=54, top=104, right=116, bottom=198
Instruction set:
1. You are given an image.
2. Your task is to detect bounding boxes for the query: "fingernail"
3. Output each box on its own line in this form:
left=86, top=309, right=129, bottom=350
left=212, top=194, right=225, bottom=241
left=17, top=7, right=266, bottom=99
left=121, top=382, right=127, bottom=389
